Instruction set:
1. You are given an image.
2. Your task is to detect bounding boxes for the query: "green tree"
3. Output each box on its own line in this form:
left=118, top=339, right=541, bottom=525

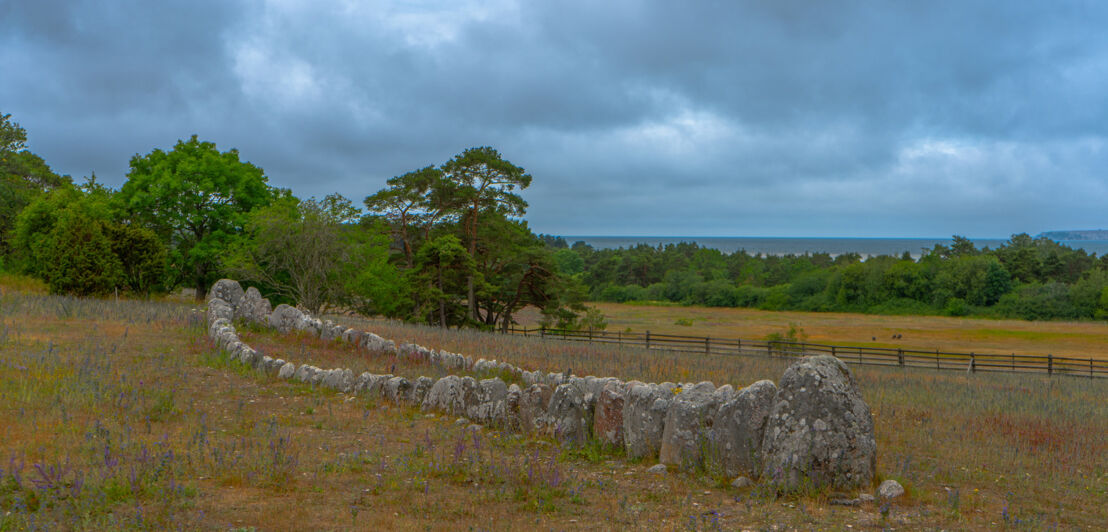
left=0, top=112, right=71, bottom=258
left=39, top=207, right=123, bottom=296
left=119, top=136, right=275, bottom=299
left=410, top=234, right=476, bottom=327
left=441, top=147, right=532, bottom=321
left=225, top=194, right=384, bottom=315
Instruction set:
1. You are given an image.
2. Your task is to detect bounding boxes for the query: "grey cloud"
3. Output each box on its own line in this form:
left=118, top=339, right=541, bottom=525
left=2, top=1, right=1107, bottom=237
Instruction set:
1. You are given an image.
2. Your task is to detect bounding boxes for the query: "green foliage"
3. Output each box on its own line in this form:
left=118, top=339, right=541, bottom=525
left=0, top=112, right=71, bottom=257
left=119, top=135, right=275, bottom=297
left=577, top=234, right=1106, bottom=321
left=39, top=206, right=123, bottom=296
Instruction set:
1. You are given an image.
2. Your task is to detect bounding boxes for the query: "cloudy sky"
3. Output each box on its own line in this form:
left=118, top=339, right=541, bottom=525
left=3, top=1, right=1107, bottom=238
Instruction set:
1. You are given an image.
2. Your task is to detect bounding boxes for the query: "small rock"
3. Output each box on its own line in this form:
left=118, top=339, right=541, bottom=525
left=647, top=464, right=667, bottom=474
left=731, top=476, right=753, bottom=489
left=455, top=417, right=468, bottom=426
left=878, top=479, right=905, bottom=500
left=859, top=493, right=876, bottom=503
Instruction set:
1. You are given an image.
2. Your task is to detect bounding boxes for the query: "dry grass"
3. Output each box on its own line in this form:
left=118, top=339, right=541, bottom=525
left=1, top=284, right=1105, bottom=530
left=515, top=302, right=1108, bottom=361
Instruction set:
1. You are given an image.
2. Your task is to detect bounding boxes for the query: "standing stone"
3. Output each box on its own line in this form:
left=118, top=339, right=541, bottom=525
left=467, top=378, right=508, bottom=425
left=278, top=362, right=297, bottom=380
left=235, top=286, right=271, bottom=324
left=293, top=365, right=316, bottom=383
left=761, top=355, right=876, bottom=492
left=421, top=375, right=478, bottom=416
left=207, top=279, right=244, bottom=310
left=411, top=377, right=435, bottom=405
left=593, top=381, right=626, bottom=447
left=548, top=383, right=591, bottom=447
left=505, top=384, right=523, bottom=431
left=207, top=299, right=234, bottom=327
left=711, top=380, right=777, bottom=478
left=659, top=386, right=718, bottom=470
left=384, top=376, right=413, bottom=403
left=623, top=383, right=673, bottom=460
left=269, top=304, right=305, bottom=334
left=342, top=328, right=364, bottom=346
left=518, top=384, right=553, bottom=435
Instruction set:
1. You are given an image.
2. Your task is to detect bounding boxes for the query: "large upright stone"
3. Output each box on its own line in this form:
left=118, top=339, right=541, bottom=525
left=623, top=382, right=673, bottom=460
left=421, top=375, right=478, bottom=416
left=711, top=380, right=777, bottom=478
left=761, top=356, right=876, bottom=492
left=384, top=376, right=413, bottom=403
left=207, top=299, right=234, bottom=326
left=269, top=304, right=305, bottom=334
left=467, top=378, right=508, bottom=425
left=593, top=381, right=626, bottom=447
left=237, top=286, right=272, bottom=324
left=548, top=383, right=591, bottom=447
left=207, top=279, right=244, bottom=310
left=518, top=384, right=553, bottom=435
left=658, top=382, right=720, bottom=470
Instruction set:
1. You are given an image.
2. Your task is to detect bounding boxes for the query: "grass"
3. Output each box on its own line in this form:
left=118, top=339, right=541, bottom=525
left=1, top=279, right=1106, bottom=529
left=512, top=301, right=1108, bottom=361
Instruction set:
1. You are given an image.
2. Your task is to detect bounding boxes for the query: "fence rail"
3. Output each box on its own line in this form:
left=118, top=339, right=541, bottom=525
left=504, top=326, right=1108, bottom=379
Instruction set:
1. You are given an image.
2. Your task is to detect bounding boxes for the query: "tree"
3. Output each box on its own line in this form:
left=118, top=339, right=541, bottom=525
left=363, top=166, right=452, bottom=268
left=441, top=147, right=532, bottom=321
left=119, top=136, right=275, bottom=299
left=0, top=112, right=71, bottom=257
left=40, top=207, right=122, bottom=296
left=410, top=234, right=476, bottom=327
left=225, top=194, right=385, bottom=315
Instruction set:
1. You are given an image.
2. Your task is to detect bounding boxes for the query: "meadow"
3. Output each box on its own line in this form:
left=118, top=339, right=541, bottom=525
left=1, top=282, right=1106, bottom=530
left=517, top=302, right=1108, bottom=361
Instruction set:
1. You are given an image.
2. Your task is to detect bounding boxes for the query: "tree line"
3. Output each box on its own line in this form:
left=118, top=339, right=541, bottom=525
left=0, top=111, right=595, bottom=330
left=543, top=234, right=1108, bottom=321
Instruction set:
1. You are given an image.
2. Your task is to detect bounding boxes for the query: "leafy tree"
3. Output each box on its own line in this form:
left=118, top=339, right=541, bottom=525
left=0, top=112, right=71, bottom=257
left=441, top=146, right=532, bottom=320
left=40, top=207, right=123, bottom=296
left=119, top=136, right=275, bottom=299
left=105, top=223, right=166, bottom=296
left=410, top=234, right=476, bottom=327
left=364, top=166, right=449, bottom=268
left=225, top=194, right=385, bottom=315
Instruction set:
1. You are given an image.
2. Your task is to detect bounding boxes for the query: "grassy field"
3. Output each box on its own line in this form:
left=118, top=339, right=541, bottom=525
left=1, top=284, right=1106, bottom=530
left=515, top=302, right=1108, bottom=361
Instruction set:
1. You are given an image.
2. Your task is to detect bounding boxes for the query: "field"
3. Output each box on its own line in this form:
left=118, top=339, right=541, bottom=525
left=1, top=284, right=1107, bottom=530
left=515, top=302, right=1108, bottom=361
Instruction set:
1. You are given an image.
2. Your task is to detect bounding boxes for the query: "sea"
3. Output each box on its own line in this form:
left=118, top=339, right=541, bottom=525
left=560, top=236, right=1108, bottom=259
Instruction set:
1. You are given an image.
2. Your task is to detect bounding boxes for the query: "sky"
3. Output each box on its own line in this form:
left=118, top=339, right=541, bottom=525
left=2, top=1, right=1107, bottom=238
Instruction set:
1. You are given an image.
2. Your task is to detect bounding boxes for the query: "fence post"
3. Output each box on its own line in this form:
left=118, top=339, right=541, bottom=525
left=1048, top=354, right=1053, bottom=376
left=646, top=330, right=651, bottom=350
left=1091, top=358, right=1095, bottom=379
left=540, top=325, right=545, bottom=338
left=736, top=338, right=741, bottom=354
left=970, top=352, right=976, bottom=373
left=935, top=349, right=940, bottom=370
left=618, top=330, right=622, bottom=346
left=588, top=328, right=593, bottom=343
left=1011, top=353, right=1015, bottom=370
left=831, top=345, right=837, bottom=358
left=563, top=328, right=567, bottom=340
left=897, top=348, right=904, bottom=367
left=705, top=336, right=710, bottom=355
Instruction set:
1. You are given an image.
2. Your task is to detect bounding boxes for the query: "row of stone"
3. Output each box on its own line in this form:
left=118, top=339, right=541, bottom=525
left=205, top=279, right=876, bottom=491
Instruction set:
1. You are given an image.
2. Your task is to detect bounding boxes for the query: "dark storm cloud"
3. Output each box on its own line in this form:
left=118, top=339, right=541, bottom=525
left=2, top=1, right=1107, bottom=237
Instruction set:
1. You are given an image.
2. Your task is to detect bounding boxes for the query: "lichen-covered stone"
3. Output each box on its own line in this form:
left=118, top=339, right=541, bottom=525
left=593, top=381, right=626, bottom=447
left=467, top=378, right=508, bottom=425
left=711, top=380, right=777, bottom=478
left=548, top=383, right=591, bottom=447
left=623, top=382, right=672, bottom=460
left=268, top=304, right=305, bottom=334
left=760, top=356, right=876, bottom=492
left=518, top=384, right=553, bottom=435
left=207, top=279, right=244, bottom=310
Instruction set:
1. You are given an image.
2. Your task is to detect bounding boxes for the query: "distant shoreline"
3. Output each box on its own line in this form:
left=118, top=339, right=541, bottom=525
left=558, top=235, right=1108, bottom=258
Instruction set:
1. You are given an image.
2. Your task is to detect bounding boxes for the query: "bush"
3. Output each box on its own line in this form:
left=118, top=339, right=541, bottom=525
left=40, top=209, right=122, bottom=296
left=943, top=297, right=969, bottom=317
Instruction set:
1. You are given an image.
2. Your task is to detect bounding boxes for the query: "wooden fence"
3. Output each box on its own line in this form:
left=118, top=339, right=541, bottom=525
left=504, top=326, right=1108, bottom=379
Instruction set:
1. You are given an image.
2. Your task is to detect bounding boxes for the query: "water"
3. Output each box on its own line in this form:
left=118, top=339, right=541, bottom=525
left=561, top=236, right=1108, bottom=258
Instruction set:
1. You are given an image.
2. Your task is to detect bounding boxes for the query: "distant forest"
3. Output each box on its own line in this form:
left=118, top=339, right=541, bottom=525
left=541, top=234, right=1108, bottom=321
